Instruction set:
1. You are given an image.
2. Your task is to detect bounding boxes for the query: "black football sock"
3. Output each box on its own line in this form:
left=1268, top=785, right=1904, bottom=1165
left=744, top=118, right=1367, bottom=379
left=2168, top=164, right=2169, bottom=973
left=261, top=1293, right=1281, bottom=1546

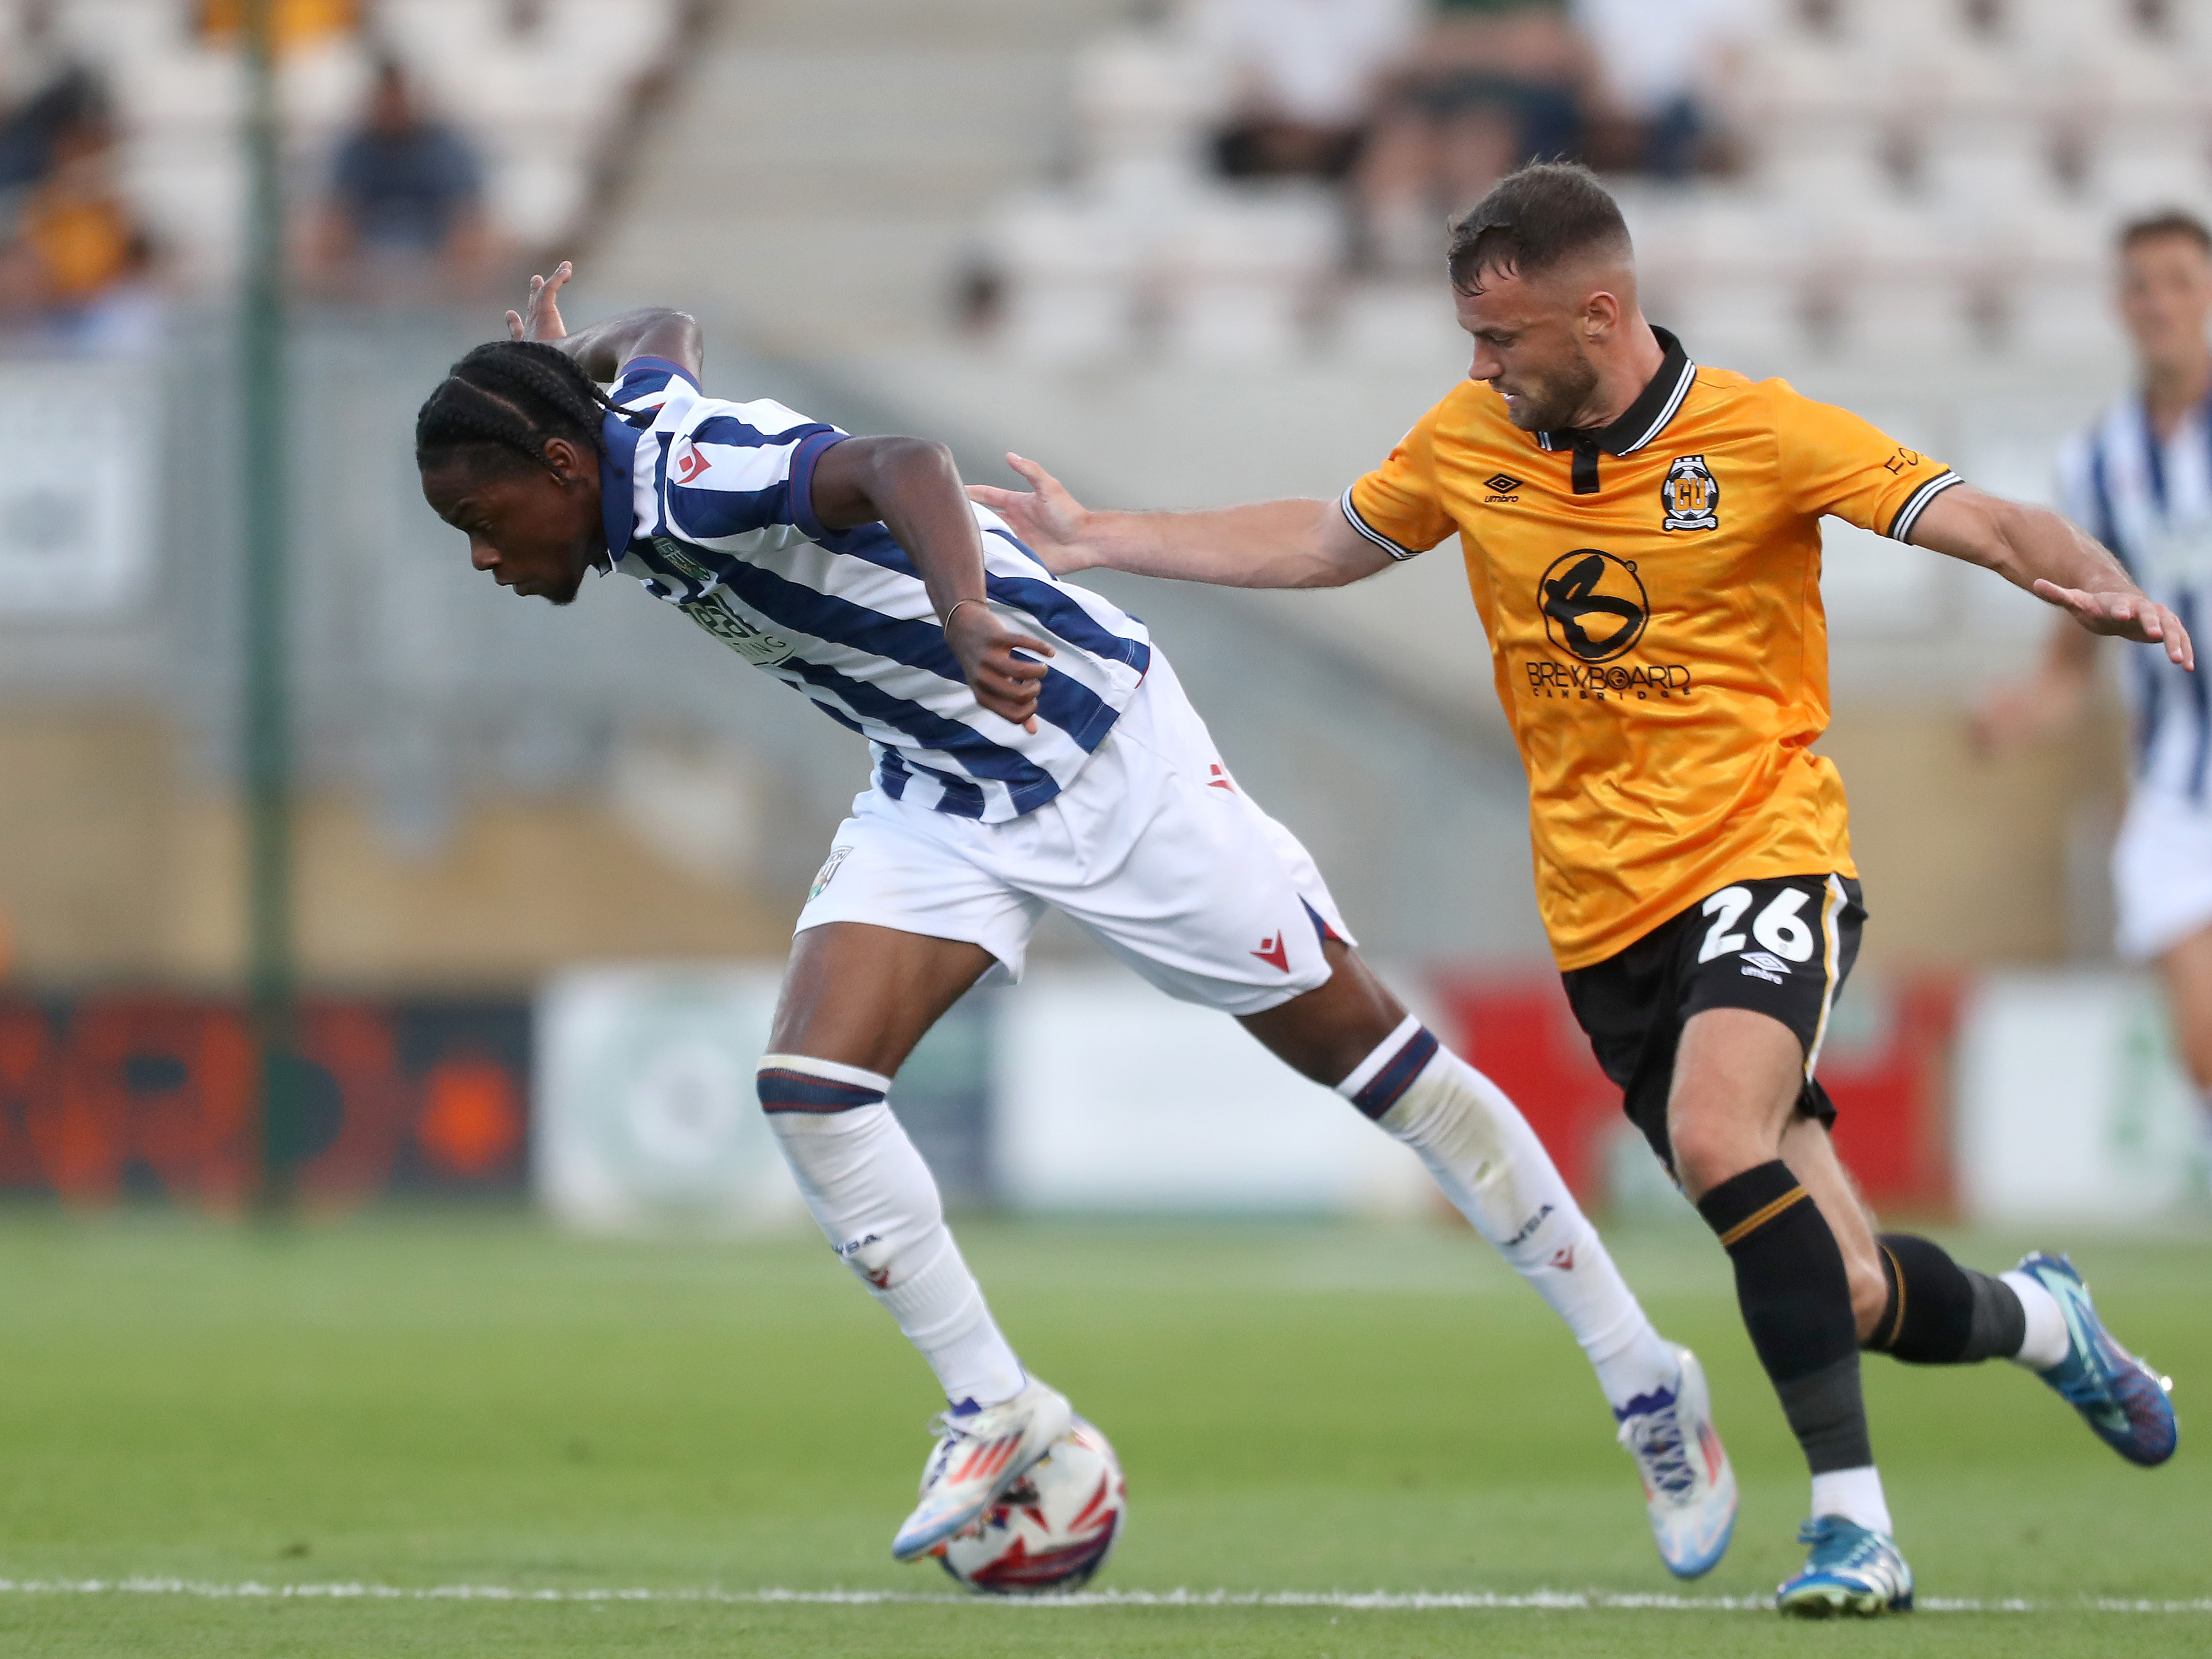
left=1697, top=1161, right=1873, bottom=1474
left=1863, top=1231, right=2026, bottom=1364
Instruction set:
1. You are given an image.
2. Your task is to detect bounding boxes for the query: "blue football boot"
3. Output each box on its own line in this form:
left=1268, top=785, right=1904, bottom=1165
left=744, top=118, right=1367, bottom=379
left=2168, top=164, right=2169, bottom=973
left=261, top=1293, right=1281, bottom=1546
left=1775, top=1516, right=1914, bottom=1618
left=2014, top=1252, right=2177, bottom=1467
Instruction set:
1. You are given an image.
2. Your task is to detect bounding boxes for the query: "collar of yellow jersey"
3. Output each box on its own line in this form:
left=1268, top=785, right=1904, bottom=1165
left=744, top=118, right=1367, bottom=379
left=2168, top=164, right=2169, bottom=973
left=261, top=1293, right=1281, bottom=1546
left=1536, top=326, right=1696, bottom=458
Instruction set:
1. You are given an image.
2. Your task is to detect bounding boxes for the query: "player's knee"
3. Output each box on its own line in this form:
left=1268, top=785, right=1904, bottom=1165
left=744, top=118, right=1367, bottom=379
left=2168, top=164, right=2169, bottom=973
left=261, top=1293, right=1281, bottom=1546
left=1666, top=1113, right=1751, bottom=1200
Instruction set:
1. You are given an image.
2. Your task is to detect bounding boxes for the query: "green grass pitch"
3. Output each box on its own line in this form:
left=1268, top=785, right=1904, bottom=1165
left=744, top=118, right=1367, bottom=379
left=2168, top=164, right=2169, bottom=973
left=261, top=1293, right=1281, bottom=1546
left=0, top=1207, right=2202, bottom=1656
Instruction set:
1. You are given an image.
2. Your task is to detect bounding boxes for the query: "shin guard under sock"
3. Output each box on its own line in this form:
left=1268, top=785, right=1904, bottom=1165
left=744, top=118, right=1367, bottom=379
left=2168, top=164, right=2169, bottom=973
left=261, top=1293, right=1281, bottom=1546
left=1341, top=1017, right=1678, bottom=1408
left=1696, top=1161, right=1872, bottom=1474
left=1865, top=1232, right=2026, bottom=1365
left=760, top=1054, right=1026, bottom=1406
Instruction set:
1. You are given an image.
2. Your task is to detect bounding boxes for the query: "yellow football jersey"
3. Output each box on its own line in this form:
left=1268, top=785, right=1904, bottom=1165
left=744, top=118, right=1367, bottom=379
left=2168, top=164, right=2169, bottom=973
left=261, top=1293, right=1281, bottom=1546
left=1345, top=327, right=1961, bottom=970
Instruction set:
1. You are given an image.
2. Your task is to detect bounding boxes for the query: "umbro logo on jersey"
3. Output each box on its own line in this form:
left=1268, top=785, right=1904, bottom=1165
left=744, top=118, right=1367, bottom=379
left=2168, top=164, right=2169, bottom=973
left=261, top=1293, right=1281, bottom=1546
left=1661, top=455, right=1720, bottom=533
left=1484, top=473, right=1523, bottom=502
left=1252, top=933, right=1290, bottom=972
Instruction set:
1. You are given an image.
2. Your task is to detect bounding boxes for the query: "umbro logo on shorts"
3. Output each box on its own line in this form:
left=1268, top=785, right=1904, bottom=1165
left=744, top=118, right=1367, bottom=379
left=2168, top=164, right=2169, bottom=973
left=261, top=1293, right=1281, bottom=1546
left=1740, top=949, right=1790, bottom=984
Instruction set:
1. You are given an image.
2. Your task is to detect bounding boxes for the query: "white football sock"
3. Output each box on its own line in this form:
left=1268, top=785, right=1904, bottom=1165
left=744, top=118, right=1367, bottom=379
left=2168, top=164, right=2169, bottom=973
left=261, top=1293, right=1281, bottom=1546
left=2000, top=1269, right=2070, bottom=1371
left=1340, top=1018, right=1679, bottom=1411
left=1810, top=1465, right=1892, bottom=1536
left=760, top=1054, right=1026, bottom=1408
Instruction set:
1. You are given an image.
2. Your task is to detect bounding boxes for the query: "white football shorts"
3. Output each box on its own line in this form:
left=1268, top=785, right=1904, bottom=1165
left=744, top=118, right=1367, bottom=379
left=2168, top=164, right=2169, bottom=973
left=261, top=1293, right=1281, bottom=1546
left=2113, top=783, right=2212, bottom=961
left=793, top=654, right=1354, bottom=1017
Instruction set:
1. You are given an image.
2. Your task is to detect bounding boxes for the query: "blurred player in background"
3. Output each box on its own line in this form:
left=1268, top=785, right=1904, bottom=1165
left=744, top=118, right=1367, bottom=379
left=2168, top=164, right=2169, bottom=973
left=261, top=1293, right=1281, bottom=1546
left=977, top=162, right=2183, bottom=1619
left=1977, top=211, right=2212, bottom=1167
left=411, top=264, right=1740, bottom=1578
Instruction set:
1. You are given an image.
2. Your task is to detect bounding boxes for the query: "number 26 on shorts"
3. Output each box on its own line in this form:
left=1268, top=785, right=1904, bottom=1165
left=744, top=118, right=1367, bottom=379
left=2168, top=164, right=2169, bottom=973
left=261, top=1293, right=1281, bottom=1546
left=1697, top=885, right=1816, bottom=964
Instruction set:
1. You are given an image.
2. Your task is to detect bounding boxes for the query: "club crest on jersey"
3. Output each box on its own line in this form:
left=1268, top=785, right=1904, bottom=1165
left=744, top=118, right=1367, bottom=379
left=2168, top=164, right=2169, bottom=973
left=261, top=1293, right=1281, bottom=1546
left=1660, top=454, right=1720, bottom=533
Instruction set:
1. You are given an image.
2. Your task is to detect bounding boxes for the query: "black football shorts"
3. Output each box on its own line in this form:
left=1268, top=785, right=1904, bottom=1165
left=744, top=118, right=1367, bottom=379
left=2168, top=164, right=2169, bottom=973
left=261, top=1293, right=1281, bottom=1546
left=1560, top=872, right=1866, bottom=1174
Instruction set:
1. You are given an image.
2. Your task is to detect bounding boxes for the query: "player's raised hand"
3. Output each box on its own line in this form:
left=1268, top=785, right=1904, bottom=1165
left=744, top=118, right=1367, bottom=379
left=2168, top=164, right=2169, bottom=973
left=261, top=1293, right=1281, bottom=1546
left=2033, top=579, right=2196, bottom=669
left=944, top=598, right=1055, bottom=734
left=506, top=260, right=574, bottom=343
left=967, top=454, right=1096, bottom=574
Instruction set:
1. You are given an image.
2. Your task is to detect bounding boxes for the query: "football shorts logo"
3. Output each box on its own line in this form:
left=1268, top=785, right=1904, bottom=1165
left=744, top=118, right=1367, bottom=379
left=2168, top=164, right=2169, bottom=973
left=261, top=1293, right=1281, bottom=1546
left=1661, top=454, right=1720, bottom=532
left=1539, top=549, right=1649, bottom=664
left=1740, top=950, right=1791, bottom=974
left=809, top=845, right=852, bottom=900
left=1251, top=932, right=1290, bottom=972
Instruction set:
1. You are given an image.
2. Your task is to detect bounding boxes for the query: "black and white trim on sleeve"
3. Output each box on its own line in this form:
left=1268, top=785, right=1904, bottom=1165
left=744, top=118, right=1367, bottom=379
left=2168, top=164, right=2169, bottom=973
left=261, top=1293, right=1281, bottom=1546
left=1340, top=486, right=1422, bottom=562
left=1886, top=470, right=1964, bottom=543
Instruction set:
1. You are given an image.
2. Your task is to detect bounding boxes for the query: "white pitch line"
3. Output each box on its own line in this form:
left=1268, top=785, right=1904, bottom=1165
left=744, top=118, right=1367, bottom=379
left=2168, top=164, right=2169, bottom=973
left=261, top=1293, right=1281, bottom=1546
left=0, top=1579, right=2205, bottom=1614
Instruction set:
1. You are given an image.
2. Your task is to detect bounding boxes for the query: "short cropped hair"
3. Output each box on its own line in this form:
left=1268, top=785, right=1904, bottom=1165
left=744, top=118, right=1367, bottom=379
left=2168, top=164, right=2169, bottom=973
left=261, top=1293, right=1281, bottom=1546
left=2120, top=209, right=2212, bottom=259
left=1447, top=162, right=1632, bottom=295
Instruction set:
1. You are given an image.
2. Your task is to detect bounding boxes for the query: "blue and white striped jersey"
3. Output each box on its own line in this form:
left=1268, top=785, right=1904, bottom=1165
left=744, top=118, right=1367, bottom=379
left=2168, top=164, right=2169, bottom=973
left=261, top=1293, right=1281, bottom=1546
left=595, top=356, right=1152, bottom=822
left=2061, top=394, right=2212, bottom=802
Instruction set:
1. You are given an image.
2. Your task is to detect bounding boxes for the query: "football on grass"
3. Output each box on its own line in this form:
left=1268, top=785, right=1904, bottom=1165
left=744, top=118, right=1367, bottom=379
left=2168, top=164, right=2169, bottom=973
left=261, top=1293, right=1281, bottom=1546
left=935, top=1418, right=1126, bottom=1594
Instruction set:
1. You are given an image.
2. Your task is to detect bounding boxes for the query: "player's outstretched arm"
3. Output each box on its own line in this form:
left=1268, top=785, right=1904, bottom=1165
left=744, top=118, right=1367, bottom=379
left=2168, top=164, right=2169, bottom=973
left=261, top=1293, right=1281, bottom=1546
left=967, top=454, right=1397, bottom=589
left=813, top=436, right=1054, bottom=735
left=1910, top=484, right=2194, bottom=669
left=505, top=260, right=703, bottom=381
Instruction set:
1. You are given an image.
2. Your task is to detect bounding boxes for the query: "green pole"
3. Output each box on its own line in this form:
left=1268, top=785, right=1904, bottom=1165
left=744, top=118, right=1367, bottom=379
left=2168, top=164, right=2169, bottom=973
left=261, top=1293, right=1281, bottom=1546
left=240, top=0, right=296, bottom=1215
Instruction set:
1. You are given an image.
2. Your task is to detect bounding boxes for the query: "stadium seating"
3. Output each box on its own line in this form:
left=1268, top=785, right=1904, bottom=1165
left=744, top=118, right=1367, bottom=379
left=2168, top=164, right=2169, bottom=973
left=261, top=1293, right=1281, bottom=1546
left=20, top=0, right=685, bottom=285
left=971, top=0, right=2212, bottom=370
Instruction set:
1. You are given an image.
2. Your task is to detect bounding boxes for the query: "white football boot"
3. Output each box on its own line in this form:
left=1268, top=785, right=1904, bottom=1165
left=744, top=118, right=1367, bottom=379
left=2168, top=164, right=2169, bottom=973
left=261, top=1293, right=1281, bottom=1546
left=1614, top=1345, right=1738, bottom=1578
left=891, top=1377, right=1073, bottom=1561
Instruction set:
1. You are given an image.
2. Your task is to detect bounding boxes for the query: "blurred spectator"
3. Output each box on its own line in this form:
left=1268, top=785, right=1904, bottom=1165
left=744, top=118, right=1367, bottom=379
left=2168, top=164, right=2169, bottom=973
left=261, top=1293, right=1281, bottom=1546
left=0, top=61, right=97, bottom=199
left=1190, top=0, right=1420, bottom=184
left=305, top=59, right=493, bottom=300
left=199, top=0, right=360, bottom=53
left=0, top=66, right=160, bottom=350
left=1356, top=1, right=1593, bottom=270
left=1570, top=0, right=1756, bottom=179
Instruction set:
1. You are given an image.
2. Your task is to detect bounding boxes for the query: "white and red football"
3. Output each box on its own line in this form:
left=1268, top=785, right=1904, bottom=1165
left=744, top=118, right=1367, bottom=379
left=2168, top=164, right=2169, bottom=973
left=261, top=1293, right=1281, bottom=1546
left=934, top=1417, right=1126, bottom=1594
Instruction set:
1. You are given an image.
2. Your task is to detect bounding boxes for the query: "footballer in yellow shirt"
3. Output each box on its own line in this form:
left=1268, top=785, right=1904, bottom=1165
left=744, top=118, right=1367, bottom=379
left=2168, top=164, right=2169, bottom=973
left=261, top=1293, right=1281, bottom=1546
left=1344, top=325, right=1952, bottom=972
left=978, top=162, right=2188, bottom=1614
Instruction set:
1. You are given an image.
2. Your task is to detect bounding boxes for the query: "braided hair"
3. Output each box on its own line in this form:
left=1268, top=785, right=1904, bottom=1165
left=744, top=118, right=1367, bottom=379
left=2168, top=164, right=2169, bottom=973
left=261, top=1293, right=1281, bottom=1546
left=414, top=339, right=630, bottom=478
